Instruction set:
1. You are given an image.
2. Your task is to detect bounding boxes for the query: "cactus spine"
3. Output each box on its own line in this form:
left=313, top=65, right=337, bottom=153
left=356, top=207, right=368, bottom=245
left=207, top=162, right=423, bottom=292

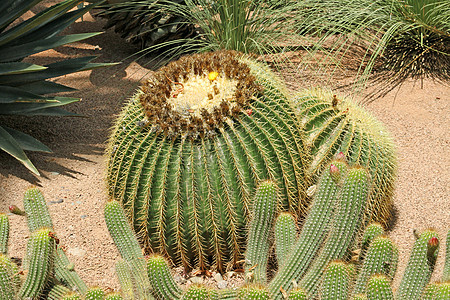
left=0, top=254, right=17, bottom=299
left=293, top=89, right=397, bottom=226
left=245, top=180, right=277, bottom=283
left=287, top=288, right=307, bottom=299
left=106, top=50, right=306, bottom=271
left=238, top=284, right=270, bottom=300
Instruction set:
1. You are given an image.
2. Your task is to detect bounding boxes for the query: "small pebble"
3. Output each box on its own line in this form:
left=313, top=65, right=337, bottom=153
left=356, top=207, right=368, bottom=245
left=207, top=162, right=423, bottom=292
left=80, top=215, right=88, bottom=219
left=50, top=172, right=60, bottom=176
left=217, top=280, right=228, bottom=289
left=49, top=199, right=64, bottom=204
left=189, top=276, right=202, bottom=284
left=213, top=273, right=223, bottom=282
left=174, top=275, right=187, bottom=284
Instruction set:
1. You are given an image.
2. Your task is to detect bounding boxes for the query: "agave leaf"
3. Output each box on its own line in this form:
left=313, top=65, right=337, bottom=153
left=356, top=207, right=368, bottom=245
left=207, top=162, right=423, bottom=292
left=2, top=126, right=52, bottom=153
left=0, top=56, right=106, bottom=85
left=18, top=81, right=76, bottom=95
left=16, top=2, right=99, bottom=45
left=19, top=106, right=80, bottom=117
left=0, top=62, right=47, bottom=76
left=0, top=97, right=79, bottom=115
left=0, top=0, right=83, bottom=46
left=0, top=125, right=40, bottom=175
left=0, top=33, right=103, bottom=62
left=0, top=86, right=45, bottom=103
left=0, top=0, right=42, bottom=32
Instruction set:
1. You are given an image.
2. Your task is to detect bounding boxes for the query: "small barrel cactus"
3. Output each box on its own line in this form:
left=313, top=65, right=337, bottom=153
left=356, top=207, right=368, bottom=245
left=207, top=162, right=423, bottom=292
left=106, top=50, right=306, bottom=271
left=293, top=89, right=397, bottom=226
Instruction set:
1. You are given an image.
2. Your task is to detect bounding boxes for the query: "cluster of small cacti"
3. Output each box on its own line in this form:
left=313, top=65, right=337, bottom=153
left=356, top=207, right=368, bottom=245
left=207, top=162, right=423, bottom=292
left=145, top=158, right=449, bottom=299
left=106, top=50, right=398, bottom=272
left=0, top=188, right=123, bottom=300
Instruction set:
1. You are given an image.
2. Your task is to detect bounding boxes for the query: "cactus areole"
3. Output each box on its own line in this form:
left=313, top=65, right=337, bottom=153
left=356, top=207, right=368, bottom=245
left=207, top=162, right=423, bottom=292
left=106, top=51, right=306, bottom=272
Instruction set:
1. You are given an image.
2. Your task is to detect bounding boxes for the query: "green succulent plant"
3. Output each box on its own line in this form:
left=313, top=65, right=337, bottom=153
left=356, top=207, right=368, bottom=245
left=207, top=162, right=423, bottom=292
left=0, top=0, right=115, bottom=175
left=146, top=161, right=449, bottom=300
left=106, top=50, right=307, bottom=272
left=293, top=88, right=397, bottom=227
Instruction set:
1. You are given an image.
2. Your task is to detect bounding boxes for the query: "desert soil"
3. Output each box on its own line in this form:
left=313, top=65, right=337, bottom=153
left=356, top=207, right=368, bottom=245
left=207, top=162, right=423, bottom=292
left=0, top=8, right=448, bottom=294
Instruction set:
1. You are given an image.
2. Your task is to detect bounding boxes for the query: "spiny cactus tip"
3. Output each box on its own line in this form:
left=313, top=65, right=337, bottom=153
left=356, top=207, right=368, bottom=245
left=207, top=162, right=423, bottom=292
left=9, top=205, right=25, bottom=216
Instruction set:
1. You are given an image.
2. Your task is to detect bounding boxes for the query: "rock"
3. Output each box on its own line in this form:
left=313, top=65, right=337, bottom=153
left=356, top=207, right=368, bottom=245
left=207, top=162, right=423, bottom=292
left=68, top=247, right=86, bottom=257
left=174, top=275, right=186, bottom=285
left=217, top=280, right=228, bottom=289
left=80, top=215, right=88, bottom=219
left=213, top=272, right=223, bottom=282
left=49, top=199, right=64, bottom=204
left=189, top=276, right=202, bottom=284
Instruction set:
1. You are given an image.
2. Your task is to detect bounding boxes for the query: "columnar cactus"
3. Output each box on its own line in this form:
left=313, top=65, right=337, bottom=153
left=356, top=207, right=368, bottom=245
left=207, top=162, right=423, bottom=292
left=0, top=214, right=8, bottom=255
left=274, top=212, right=297, bottom=267
left=106, top=50, right=306, bottom=271
left=245, top=180, right=278, bottom=283
left=366, top=274, right=394, bottom=300
left=269, top=158, right=348, bottom=296
left=320, top=260, right=353, bottom=300
left=104, top=200, right=153, bottom=299
left=396, top=230, right=440, bottom=300
left=353, top=236, right=399, bottom=294
left=19, top=227, right=56, bottom=299
left=293, top=89, right=397, bottom=226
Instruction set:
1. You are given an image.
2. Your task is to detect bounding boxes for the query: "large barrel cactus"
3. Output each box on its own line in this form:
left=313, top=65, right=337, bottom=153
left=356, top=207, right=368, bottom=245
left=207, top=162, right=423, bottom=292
left=106, top=50, right=306, bottom=271
left=293, top=89, right=397, bottom=226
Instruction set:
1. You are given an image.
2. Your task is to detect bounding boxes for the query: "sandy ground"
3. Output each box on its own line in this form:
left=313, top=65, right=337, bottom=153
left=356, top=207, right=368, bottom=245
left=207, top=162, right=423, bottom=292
left=0, top=9, right=448, bottom=294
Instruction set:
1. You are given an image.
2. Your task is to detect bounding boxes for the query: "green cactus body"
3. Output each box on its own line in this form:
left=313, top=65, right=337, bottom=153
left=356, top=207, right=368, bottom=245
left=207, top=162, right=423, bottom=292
left=293, top=89, right=397, bottom=226
left=444, top=229, right=450, bottom=282
left=287, top=288, right=307, bottom=299
left=19, top=227, right=56, bottom=299
left=146, top=255, right=182, bottom=300
left=216, top=289, right=239, bottom=300
left=0, top=254, right=17, bottom=300
left=23, top=187, right=53, bottom=231
left=115, top=259, right=134, bottom=300
left=238, top=284, right=269, bottom=300
left=320, top=260, right=353, bottom=300
left=269, top=160, right=349, bottom=297
left=434, top=282, right=450, bottom=299
left=85, top=287, right=105, bottom=300
left=396, top=230, right=439, bottom=300
left=23, top=187, right=87, bottom=294
left=61, top=292, right=82, bottom=300
left=353, top=236, right=398, bottom=295
left=106, top=50, right=306, bottom=271
left=274, top=212, right=297, bottom=267
left=245, top=181, right=277, bottom=284
left=351, top=294, right=368, bottom=300
left=104, top=200, right=152, bottom=299
left=0, top=214, right=8, bottom=255
left=359, top=223, right=385, bottom=260
left=181, top=284, right=209, bottom=300
left=105, top=293, right=125, bottom=300
left=55, top=247, right=88, bottom=294
left=47, top=284, right=71, bottom=300
left=366, top=275, right=393, bottom=300
left=422, top=283, right=439, bottom=300
left=297, top=167, right=370, bottom=298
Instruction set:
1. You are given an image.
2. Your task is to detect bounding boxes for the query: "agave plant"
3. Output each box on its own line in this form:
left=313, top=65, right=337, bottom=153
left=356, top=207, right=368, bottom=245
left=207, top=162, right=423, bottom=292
left=95, top=0, right=198, bottom=50
left=0, top=0, right=115, bottom=175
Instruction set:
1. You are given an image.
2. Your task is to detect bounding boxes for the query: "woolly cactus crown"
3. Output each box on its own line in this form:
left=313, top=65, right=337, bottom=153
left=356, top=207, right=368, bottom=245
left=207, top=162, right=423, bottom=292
left=138, top=50, right=262, bottom=139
